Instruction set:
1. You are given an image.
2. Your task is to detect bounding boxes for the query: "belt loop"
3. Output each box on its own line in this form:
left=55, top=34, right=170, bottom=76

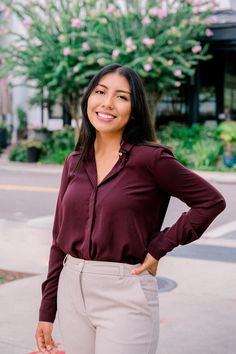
left=79, top=259, right=85, bottom=273
left=119, top=264, right=124, bottom=279
left=63, top=254, right=68, bottom=266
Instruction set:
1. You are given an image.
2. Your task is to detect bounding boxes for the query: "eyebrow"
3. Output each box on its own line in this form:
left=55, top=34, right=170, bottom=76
left=96, top=83, right=131, bottom=95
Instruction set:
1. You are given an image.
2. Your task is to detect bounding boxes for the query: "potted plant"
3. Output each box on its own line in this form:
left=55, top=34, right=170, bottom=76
left=21, top=140, right=42, bottom=163
left=29, top=126, right=51, bottom=141
left=217, top=121, right=236, bottom=168
left=0, top=121, right=8, bottom=149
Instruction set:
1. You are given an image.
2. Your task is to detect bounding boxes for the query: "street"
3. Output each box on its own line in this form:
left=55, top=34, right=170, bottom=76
left=0, top=163, right=235, bottom=354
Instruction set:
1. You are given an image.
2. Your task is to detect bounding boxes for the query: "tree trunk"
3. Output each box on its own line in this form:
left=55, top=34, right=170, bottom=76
left=63, top=93, right=81, bottom=145
left=146, top=90, right=161, bottom=129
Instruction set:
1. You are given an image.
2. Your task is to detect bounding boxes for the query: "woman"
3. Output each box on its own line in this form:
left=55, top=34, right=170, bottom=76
left=35, top=63, right=226, bottom=354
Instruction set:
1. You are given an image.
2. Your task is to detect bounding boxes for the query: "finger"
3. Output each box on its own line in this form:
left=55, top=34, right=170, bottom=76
left=36, top=329, right=53, bottom=354
left=36, top=330, right=47, bottom=354
left=44, top=332, right=53, bottom=351
left=130, top=264, right=147, bottom=275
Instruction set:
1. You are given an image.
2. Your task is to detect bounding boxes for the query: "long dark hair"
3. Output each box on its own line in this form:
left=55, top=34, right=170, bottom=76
left=75, top=63, right=156, bottom=164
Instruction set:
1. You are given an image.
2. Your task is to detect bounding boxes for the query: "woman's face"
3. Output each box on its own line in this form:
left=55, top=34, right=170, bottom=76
left=87, top=72, right=132, bottom=138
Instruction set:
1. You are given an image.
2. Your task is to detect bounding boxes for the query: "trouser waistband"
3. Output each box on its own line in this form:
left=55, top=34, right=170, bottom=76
left=63, top=254, right=150, bottom=278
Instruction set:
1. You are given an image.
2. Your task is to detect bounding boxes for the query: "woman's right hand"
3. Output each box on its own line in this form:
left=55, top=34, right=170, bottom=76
left=35, top=321, right=57, bottom=354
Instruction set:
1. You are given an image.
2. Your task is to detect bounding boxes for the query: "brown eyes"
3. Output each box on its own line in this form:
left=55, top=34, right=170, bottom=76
left=94, top=90, right=128, bottom=101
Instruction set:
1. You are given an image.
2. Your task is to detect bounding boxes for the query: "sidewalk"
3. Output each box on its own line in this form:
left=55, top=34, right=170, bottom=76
left=0, top=151, right=236, bottom=354
left=0, top=216, right=235, bottom=354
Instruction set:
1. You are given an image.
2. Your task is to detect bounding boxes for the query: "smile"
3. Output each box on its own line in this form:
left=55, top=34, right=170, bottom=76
left=96, top=112, right=117, bottom=121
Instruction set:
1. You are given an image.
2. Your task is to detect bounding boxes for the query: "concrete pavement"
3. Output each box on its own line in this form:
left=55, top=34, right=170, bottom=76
left=0, top=154, right=236, bottom=354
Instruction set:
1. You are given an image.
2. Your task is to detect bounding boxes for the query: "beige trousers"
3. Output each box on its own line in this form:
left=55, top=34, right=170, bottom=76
left=57, top=255, right=159, bottom=354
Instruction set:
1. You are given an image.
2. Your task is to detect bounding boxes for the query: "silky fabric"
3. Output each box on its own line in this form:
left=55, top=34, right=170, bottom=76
left=57, top=255, right=159, bottom=354
left=40, top=143, right=226, bottom=322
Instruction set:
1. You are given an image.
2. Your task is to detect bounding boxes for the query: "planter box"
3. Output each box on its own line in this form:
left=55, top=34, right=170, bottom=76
left=27, top=147, right=41, bottom=163
left=0, top=128, right=8, bottom=149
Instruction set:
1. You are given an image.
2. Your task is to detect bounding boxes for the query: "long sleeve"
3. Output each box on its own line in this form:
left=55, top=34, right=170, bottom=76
left=39, top=156, right=70, bottom=322
left=147, top=147, right=226, bottom=260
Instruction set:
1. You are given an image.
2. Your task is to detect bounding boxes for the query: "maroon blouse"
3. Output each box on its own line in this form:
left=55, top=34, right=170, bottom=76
left=39, top=142, right=226, bottom=322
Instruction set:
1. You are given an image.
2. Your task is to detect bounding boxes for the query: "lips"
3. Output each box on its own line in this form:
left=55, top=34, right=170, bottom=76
left=96, top=111, right=117, bottom=122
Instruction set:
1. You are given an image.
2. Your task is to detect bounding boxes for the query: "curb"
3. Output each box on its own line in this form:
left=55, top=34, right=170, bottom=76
left=194, top=170, right=236, bottom=184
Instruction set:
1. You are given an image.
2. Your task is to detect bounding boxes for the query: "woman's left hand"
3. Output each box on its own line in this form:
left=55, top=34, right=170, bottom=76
left=130, top=253, right=159, bottom=276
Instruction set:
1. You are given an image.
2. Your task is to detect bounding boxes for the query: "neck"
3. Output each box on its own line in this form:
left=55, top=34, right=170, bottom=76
left=94, top=133, right=123, bottom=155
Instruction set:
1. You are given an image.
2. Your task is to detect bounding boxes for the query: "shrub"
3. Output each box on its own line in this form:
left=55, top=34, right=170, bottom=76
left=39, top=127, right=75, bottom=164
left=9, top=142, right=27, bottom=162
left=158, top=122, right=224, bottom=170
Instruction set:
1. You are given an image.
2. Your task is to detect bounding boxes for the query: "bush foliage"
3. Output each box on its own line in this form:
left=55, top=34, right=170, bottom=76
left=158, top=122, right=236, bottom=171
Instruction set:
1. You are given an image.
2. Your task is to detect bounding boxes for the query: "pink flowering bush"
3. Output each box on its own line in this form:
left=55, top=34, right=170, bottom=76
left=0, top=0, right=218, bottom=122
left=84, top=0, right=217, bottom=119
left=0, top=0, right=100, bottom=126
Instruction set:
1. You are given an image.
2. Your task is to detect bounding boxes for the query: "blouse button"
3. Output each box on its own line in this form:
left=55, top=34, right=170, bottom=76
left=119, top=152, right=122, bottom=156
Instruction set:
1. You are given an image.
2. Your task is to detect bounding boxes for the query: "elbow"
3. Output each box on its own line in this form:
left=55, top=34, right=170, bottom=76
left=214, top=196, right=226, bottom=216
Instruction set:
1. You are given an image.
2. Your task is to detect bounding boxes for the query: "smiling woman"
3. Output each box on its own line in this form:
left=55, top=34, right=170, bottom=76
left=36, top=63, right=226, bottom=354
left=87, top=73, right=131, bottom=131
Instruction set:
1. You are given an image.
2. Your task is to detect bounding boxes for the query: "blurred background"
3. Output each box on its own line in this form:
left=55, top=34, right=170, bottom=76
left=0, top=1, right=236, bottom=354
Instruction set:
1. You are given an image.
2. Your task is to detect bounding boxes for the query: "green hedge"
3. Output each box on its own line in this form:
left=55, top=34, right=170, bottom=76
left=9, top=127, right=75, bottom=164
left=9, top=122, right=236, bottom=170
left=157, top=122, right=236, bottom=171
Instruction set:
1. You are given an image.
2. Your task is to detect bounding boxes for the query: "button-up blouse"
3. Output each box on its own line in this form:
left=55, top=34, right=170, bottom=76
left=39, top=142, right=226, bottom=322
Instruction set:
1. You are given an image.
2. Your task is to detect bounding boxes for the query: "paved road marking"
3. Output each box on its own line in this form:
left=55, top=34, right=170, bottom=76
left=0, top=184, right=58, bottom=193
left=204, top=220, right=236, bottom=238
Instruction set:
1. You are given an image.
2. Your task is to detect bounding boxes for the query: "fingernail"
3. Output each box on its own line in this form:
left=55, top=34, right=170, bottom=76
left=46, top=345, right=52, bottom=350
left=131, top=270, right=136, bottom=275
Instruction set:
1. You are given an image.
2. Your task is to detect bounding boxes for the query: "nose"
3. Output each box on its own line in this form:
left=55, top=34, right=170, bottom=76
left=102, top=94, right=114, bottom=109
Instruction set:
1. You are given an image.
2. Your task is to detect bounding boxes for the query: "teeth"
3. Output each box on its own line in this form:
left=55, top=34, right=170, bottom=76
left=97, top=112, right=115, bottom=119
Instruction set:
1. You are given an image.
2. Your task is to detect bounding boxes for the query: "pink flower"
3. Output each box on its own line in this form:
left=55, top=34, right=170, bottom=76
left=71, top=18, right=82, bottom=28
left=158, top=9, right=168, bottom=18
left=187, top=0, right=202, bottom=4
left=210, top=0, right=218, bottom=6
left=144, top=64, right=152, bottom=72
left=149, top=7, right=167, bottom=19
left=192, top=45, right=202, bottom=53
left=100, top=18, right=108, bottom=24
left=192, top=6, right=200, bottom=14
left=142, top=16, right=151, bottom=25
left=174, top=69, right=182, bottom=77
left=82, top=42, right=90, bottom=50
left=207, top=15, right=218, bottom=24
left=142, top=38, right=155, bottom=47
left=167, top=59, right=173, bottom=66
left=3, top=7, right=11, bottom=18
left=73, top=66, right=79, bottom=73
left=175, top=81, right=181, bottom=87
left=0, top=3, right=5, bottom=11
left=112, top=49, right=120, bottom=58
left=58, top=34, right=66, bottom=42
left=205, top=28, right=214, bottom=37
left=125, top=38, right=133, bottom=47
left=125, top=38, right=136, bottom=52
left=149, top=7, right=159, bottom=16
left=90, top=9, right=98, bottom=16
left=97, top=58, right=106, bottom=65
left=20, top=76, right=27, bottom=82
left=23, top=19, right=32, bottom=29
left=107, top=4, right=116, bottom=14
left=63, top=47, right=72, bottom=56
